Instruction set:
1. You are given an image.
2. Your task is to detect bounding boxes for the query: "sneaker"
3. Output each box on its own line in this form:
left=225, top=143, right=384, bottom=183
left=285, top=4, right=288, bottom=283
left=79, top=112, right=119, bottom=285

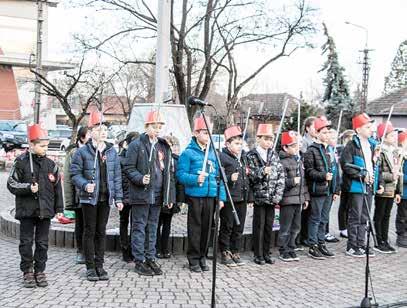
left=279, top=252, right=293, bottom=262
left=345, top=247, right=364, bottom=258
left=199, top=258, right=210, bottom=271
left=289, top=251, right=300, bottom=261
left=308, top=245, right=326, bottom=260
left=134, top=261, right=154, bottom=276
left=76, top=252, right=86, bottom=264
left=146, top=259, right=163, bottom=275
left=318, top=244, right=335, bottom=258
left=23, top=271, right=36, bottom=288
left=373, top=243, right=392, bottom=254
left=231, top=253, right=246, bottom=266
left=294, top=245, right=304, bottom=252
left=86, top=269, right=99, bottom=281
left=264, top=254, right=275, bottom=265
left=189, top=264, right=202, bottom=273
left=325, top=233, right=340, bottom=243
left=34, top=272, right=48, bottom=287
left=339, top=230, right=348, bottom=238
left=253, top=256, right=266, bottom=265
left=384, top=242, right=397, bottom=254
left=221, top=251, right=237, bottom=267
left=359, top=247, right=375, bottom=257
left=96, top=267, right=109, bottom=280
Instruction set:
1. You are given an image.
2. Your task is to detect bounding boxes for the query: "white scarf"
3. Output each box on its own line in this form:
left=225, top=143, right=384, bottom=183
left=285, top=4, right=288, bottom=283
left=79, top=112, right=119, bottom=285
left=256, top=145, right=268, bottom=163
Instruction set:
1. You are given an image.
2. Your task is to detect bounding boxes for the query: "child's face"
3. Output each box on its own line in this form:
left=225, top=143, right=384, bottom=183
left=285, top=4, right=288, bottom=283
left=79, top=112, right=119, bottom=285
left=194, top=130, right=209, bottom=146
left=357, top=123, right=373, bottom=139
left=317, top=127, right=331, bottom=144
left=284, top=143, right=298, bottom=156
left=257, top=136, right=273, bottom=150
left=384, top=130, right=397, bottom=146
left=91, top=124, right=108, bottom=142
left=31, top=140, right=49, bottom=156
left=328, top=130, right=337, bottom=147
left=227, top=137, right=243, bottom=155
left=145, top=123, right=163, bottom=139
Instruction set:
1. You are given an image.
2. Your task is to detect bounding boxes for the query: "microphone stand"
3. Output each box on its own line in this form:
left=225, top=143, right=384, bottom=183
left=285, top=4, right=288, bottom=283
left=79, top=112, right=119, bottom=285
left=357, top=174, right=378, bottom=308
left=197, top=106, right=240, bottom=308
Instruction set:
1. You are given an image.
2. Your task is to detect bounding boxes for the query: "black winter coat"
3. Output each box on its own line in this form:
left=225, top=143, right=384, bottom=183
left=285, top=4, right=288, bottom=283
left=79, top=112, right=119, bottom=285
left=161, top=154, right=184, bottom=214
left=219, top=148, right=251, bottom=203
left=279, top=150, right=310, bottom=206
left=7, top=152, right=64, bottom=219
left=246, top=148, right=285, bottom=205
left=123, top=133, right=176, bottom=206
left=304, top=142, right=336, bottom=197
left=119, top=148, right=131, bottom=204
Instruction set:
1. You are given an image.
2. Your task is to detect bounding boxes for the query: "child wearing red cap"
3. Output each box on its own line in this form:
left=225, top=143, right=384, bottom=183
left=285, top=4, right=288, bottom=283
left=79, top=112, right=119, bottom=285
left=123, top=110, right=176, bottom=276
left=71, top=110, right=124, bottom=281
left=340, top=113, right=378, bottom=257
left=373, top=121, right=400, bottom=253
left=218, top=125, right=252, bottom=267
left=278, top=131, right=310, bottom=262
left=303, top=116, right=336, bottom=260
left=7, top=124, right=64, bottom=288
left=246, top=124, right=285, bottom=265
left=396, top=131, right=407, bottom=247
left=176, top=115, right=226, bottom=273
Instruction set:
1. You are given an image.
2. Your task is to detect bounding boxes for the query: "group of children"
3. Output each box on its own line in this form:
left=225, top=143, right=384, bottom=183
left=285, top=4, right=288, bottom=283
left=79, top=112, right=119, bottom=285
left=6, top=109, right=407, bottom=287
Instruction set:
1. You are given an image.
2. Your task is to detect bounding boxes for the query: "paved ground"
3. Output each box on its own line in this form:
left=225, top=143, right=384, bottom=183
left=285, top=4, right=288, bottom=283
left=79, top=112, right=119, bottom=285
left=1, top=173, right=407, bottom=307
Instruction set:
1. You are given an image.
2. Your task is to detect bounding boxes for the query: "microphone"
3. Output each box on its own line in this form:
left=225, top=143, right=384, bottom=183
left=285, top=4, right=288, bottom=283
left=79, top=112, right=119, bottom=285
left=188, top=96, right=213, bottom=107
left=345, top=163, right=367, bottom=171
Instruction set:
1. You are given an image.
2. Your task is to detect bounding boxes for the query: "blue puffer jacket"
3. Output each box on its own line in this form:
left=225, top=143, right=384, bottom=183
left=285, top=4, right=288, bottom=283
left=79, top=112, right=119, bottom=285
left=70, top=140, right=123, bottom=206
left=176, top=137, right=226, bottom=201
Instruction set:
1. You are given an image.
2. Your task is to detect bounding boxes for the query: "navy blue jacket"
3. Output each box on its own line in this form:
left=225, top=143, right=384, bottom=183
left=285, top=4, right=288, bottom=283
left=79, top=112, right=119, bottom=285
left=70, top=140, right=123, bottom=206
left=176, top=137, right=226, bottom=201
left=123, top=133, right=176, bottom=206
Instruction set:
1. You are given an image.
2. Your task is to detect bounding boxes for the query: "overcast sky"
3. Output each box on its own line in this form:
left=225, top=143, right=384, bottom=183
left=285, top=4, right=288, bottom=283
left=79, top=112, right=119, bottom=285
left=48, top=0, right=407, bottom=102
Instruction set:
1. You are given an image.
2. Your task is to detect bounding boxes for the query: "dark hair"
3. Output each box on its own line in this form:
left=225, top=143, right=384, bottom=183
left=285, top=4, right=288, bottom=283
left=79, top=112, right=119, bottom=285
left=226, top=135, right=243, bottom=143
left=76, top=127, right=89, bottom=146
left=125, top=131, right=140, bottom=145
left=303, top=116, right=317, bottom=134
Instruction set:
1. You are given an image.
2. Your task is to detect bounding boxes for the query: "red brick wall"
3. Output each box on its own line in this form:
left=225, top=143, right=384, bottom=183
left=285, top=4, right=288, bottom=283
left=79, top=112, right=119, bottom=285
left=0, top=65, right=21, bottom=120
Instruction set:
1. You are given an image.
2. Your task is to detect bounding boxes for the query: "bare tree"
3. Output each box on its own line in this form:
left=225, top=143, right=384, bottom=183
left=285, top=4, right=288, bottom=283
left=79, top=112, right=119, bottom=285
left=74, top=0, right=316, bottom=122
left=30, top=53, right=118, bottom=142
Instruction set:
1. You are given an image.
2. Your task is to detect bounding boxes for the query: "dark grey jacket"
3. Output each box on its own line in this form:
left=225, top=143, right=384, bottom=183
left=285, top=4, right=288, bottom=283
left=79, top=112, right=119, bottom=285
left=279, top=150, right=310, bottom=206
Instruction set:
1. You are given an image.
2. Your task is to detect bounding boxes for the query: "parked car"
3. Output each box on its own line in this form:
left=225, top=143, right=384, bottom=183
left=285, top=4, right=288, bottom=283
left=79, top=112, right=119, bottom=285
left=48, top=129, right=72, bottom=151
left=0, top=121, right=28, bottom=152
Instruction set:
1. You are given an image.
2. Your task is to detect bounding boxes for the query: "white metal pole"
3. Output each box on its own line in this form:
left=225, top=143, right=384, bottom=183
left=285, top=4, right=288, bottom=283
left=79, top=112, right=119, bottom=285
left=154, top=0, right=171, bottom=108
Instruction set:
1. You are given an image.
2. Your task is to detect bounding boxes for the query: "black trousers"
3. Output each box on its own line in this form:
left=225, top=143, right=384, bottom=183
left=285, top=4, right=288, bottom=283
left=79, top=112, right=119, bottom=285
left=156, top=212, right=173, bottom=255
left=74, top=208, right=84, bottom=252
left=374, top=196, right=394, bottom=244
left=186, top=197, right=215, bottom=266
left=218, top=200, right=247, bottom=253
left=19, top=217, right=50, bottom=273
left=396, top=199, right=407, bottom=236
left=299, top=204, right=311, bottom=243
left=278, top=205, right=301, bottom=254
left=119, top=202, right=132, bottom=251
left=252, top=204, right=275, bottom=257
left=81, top=202, right=110, bottom=269
left=338, top=191, right=350, bottom=231
left=348, top=188, right=373, bottom=249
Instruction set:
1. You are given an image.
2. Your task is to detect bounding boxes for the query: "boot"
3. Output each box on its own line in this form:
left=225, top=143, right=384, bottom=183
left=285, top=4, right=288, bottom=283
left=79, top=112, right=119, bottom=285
left=122, top=248, right=133, bottom=263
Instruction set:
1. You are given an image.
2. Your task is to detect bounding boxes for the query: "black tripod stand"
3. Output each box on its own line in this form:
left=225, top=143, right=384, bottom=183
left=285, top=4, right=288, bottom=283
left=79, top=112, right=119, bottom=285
left=197, top=108, right=240, bottom=308
left=357, top=175, right=379, bottom=308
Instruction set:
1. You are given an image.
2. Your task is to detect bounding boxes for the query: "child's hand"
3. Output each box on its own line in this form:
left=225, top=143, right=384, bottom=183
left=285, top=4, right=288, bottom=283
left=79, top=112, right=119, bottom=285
left=248, top=203, right=254, bottom=208
left=264, top=167, right=272, bottom=175
left=303, top=201, right=309, bottom=210
left=56, top=213, right=63, bottom=219
left=85, top=183, right=95, bottom=193
left=294, top=177, right=301, bottom=185
left=219, top=201, right=224, bottom=209
left=231, top=172, right=239, bottom=182
left=31, top=183, right=39, bottom=193
left=395, top=194, right=402, bottom=204
left=116, top=202, right=124, bottom=211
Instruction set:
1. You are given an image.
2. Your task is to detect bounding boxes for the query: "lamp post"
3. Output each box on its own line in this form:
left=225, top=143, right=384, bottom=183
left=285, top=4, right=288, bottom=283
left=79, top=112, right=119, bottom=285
left=345, top=21, right=372, bottom=113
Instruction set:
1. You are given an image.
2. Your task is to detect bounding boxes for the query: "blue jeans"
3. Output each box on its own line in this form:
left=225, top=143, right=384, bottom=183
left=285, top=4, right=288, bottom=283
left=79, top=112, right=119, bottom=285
left=131, top=203, right=161, bottom=262
left=308, top=195, right=333, bottom=245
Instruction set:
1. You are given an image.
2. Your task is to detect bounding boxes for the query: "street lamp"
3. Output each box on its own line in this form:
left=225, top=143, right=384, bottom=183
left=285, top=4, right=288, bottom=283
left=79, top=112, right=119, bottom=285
left=345, top=21, right=372, bottom=113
